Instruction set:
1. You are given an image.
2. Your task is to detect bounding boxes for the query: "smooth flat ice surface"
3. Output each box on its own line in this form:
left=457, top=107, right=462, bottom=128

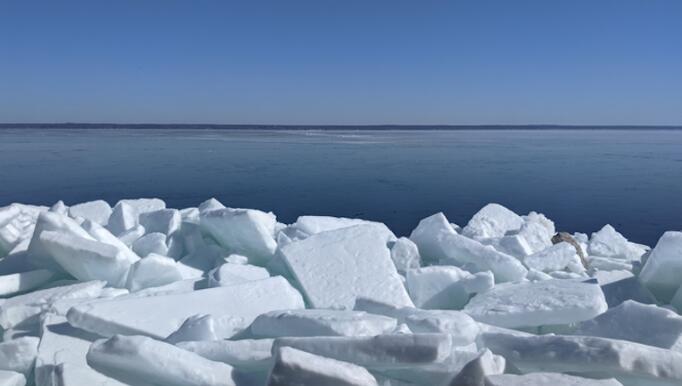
left=272, top=333, right=453, bottom=369
left=464, top=280, right=608, bottom=328
left=481, top=333, right=682, bottom=386
left=279, top=223, right=413, bottom=309
left=67, top=276, right=304, bottom=339
left=249, top=309, right=397, bottom=338
left=575, top=300, right=682, bottom=352
left=87, top=335, right=236, bottom=386
left=177, top=339, right=275, bottom=370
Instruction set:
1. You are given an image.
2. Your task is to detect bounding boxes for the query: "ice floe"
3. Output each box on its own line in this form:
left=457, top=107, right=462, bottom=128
left=1, top=199, right=681, bottom=385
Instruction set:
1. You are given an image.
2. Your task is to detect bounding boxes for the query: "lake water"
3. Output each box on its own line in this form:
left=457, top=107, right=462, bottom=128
left=1, top=128, right=681, bottom=246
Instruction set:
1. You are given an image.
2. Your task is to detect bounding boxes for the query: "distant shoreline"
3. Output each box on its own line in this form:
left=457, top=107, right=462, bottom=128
left=2, top=123, right=682, bottom=130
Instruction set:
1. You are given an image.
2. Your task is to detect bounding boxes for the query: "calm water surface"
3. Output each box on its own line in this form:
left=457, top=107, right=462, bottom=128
left=1, top=128, right=681, bottom=246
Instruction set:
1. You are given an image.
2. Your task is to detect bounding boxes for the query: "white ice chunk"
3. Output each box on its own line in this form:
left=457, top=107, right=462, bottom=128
left=207, top=263, right=269, bottom=287
left=68, top=276, right=304, bottom=339
left=484, top=233, right=534, bottom=258
left=165, top=314, right=218, bottom=344
left=389, top=237, right=421, bottom=274
left=117, top=224, right=146, bottom=247
left=589, top=256, right=634, bottom=271
left=178, top=339, right=274, bottom=371
left=39, top=230, right=138, bottom=287
left=575, top=300, right=682, bottom=352
left=0, top=337, right=39, bottom=376
left=115, top=198, right=166, bottom=216
left=27, top=211, right=95, bottom=271
left=87, top=335, right=235, bottom=386
left=353, top=298, right=480, bottom=347
left=0, top=280, right=106, bottom=329
left=523, top=242, right=584, bottom=273
left=410, top=213, right=527, bottom=282
left=522, top=211, right=556, bottom=237
left=272, top=333, right=453, bottom=370
left=485, top=373, right=623, bottom=386
left=200, top=208, right=277, bottom=264
left=406, top=266, right=491, bottom=310
left=268, top=346, right=378, bottom=386
left=481, top=332, right=682, bottom=386
left=292, top=215, right=373, bottom=235
left=589, top=225, right=648, bottom=261
left=131, top=232, right=168, bottom=257
left=462, top=203, right=524, bottom=240
left=279, top=223, right=413, bottom=309
left=639, top=231, right=682, bottom=303
left=449, top=349, right=505, bottom=386
left=106, top=202, right=138, bottom=236
left=250, top=309, right=397, bottom=338
left=464, top=280, right=607, bottom=328
left=199, top=198, right=226, bottom=213
left=49, top=200, right=68, bottom=215
left=125, top=253, right=184, bottom=292
left=139, top=209, right=181, bottom=236
left=0, top=371, right=25, bottom=386
left=68, top=200, right=112, bottom=226
left=0, top=269, right=54, bottom=298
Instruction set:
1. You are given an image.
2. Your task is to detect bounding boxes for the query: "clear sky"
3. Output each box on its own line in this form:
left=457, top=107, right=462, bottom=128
left=1, top=0, right=681, bottom=125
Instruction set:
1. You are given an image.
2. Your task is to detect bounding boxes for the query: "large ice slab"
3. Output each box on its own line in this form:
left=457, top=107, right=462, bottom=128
left=279, top=223, right=413, bottom=309
left=273, top=333, right=453, bottom=370
left=139, top=209, right=181, bottom=236
left=207, top=263, right=269, bottom=287
left=0, top=280, right=106, bottom=329
left=268, top=346, right=378, bottom=386
left=462, top=203, right=524, bottom=240
left=464, top=279, right=607, bottom=328
left=575, top=300, right=682, bottom=352
left=639, top=231, right=682, bottom=303
left=291, top=215, right=372, bottom=236
left=406, top=266, right=493, bottom=309
left=68, top=276, right=304, bottom=339
left=250, top=309, right=397, bottom=338
left=68, top=200, right=112, bottom=226
left=38, top=230, right=138, bottom=287
left=87, top=335, right=236, bottom=386
left=485, top=373, right=623, bottom=386
left=409, top=213, right=527, bottom=282
left=0, top=337, right=39, bottom=376
left=523, top=242, right=584, bottom=273
left=354, top=297, right=480, bottom=346
left=589, top=224, right=648, bottom=261
left=178, top=339, right=275, bottom=371
left=27, top=211, right=95, bottom=271
left=481, top=333, right=682, bottom=386
left=125, top=253, right=185, bottom=292
left=200, top=208, right=277, bottom=264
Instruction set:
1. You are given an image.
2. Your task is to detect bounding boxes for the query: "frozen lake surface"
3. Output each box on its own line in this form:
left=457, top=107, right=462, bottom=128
left=1, top=128, right=681, bottom=245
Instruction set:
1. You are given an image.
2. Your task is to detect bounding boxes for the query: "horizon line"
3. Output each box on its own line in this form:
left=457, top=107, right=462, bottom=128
left=2, top=122, right=682, bottom=130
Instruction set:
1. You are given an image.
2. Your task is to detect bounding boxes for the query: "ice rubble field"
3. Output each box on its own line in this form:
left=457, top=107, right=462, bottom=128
left=1, top=200, right=682, bottom=386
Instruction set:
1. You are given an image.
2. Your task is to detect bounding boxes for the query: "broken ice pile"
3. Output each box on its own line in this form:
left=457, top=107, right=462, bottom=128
left=2, top=199, right=682, bottom=385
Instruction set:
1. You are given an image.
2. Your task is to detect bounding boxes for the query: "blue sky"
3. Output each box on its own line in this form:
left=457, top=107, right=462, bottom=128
left=1, top=0, right=681, bottom=125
